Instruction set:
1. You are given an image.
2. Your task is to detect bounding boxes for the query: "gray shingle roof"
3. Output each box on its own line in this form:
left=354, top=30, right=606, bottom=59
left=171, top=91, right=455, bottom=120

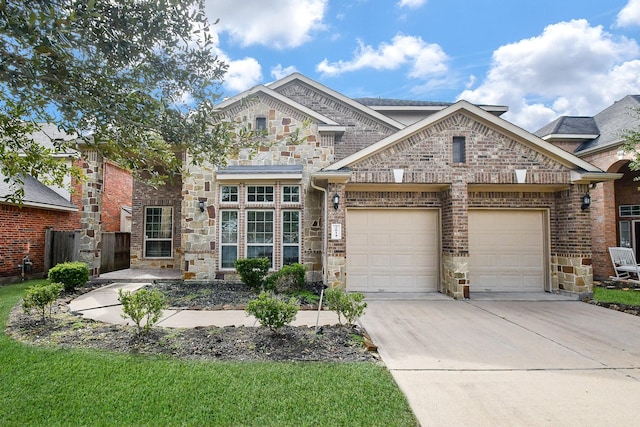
left=536, top=95, right=640, bottom=154
left=534, top=116, right=599, bottom=137
left=354, top=97, right=453, bottom=107
left=0, top=174, right=77, bottom=210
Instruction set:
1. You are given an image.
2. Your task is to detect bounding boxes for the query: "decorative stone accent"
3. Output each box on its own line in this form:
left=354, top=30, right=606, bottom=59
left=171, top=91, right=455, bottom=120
left=327, top=256, right=346, bottom=289
left=442, top=253, right=469, bottom=299
left=551, top=253, right=593, bottom=293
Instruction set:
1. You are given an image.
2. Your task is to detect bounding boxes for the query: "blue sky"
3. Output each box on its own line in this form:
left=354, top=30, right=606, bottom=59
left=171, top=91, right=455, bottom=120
left=204, top=0, right=640, bottom=132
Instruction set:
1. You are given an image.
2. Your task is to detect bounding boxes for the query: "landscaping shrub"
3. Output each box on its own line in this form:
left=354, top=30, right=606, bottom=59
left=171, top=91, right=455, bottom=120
left=245, top=291, right=299, bottom=332
left=22, top=282, right=63, bottom=320
left=48, top=262, right=89, bottom=292
left=325, top=288, right=367, bottom=325
left=234, top=258, right=270, bottom=291
left=118, top=288, right=167, bottom=334
left=266, top=263, right=306, bottom=293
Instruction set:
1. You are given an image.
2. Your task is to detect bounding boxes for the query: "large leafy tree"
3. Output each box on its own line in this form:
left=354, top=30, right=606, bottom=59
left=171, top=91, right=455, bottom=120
left=0, top=0, right=235, bottom=202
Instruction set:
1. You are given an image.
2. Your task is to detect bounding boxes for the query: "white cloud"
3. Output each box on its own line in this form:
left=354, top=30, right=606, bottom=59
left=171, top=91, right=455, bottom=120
left=397, top=0, right=427, bottom=8
left=204, top=0, right=328, bottom=49
left=317, top=34, right=448, bottom=78
left=616, top=0, right=640, bottom=27
left=221, top=57, right=263, bottom=93
left=271, top=65, right=298, bottom=80
left=457, top=19, right=640, bottom=131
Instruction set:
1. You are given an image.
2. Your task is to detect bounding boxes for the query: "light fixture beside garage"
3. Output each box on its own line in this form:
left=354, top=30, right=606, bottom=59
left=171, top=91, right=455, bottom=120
left=581, top=193, right=591, bottom=210
left=333, top=193, right=340, bottom=210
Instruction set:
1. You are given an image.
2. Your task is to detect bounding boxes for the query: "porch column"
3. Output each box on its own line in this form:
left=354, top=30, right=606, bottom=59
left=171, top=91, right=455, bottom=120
left=78, top=150, right=103, bottom=277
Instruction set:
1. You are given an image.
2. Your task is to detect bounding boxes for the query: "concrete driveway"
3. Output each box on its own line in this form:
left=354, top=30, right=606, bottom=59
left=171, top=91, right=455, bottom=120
left=360, top=296, right=640, bottom=426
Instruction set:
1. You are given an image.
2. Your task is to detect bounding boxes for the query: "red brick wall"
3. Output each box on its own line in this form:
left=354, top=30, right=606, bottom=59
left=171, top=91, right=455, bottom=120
left=0, top=204, right=79, bottom=280
left=101, top=162, right=132, bottom=232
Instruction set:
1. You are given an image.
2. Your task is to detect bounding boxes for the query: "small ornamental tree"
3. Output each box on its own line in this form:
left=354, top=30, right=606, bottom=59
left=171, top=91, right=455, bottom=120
left=22, top=282, right=64, bottom=320
left=118, top=288, right=167, bottom=334
left=325, top=288, right=368, bottom=326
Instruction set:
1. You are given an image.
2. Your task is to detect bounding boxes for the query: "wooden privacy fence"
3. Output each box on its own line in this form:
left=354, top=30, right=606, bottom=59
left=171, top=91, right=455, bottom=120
left=101, top=232, right=130, bottom=273
left=44, top=229, right=80, bottom=272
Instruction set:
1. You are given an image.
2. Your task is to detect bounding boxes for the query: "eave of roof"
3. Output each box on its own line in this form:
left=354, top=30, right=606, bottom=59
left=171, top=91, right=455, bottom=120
left=267, top=73, right=406, bottom=130
left=214, top=84, right=339, bottom=126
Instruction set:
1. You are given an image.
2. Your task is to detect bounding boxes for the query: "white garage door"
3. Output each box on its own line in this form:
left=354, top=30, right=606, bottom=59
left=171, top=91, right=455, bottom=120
left=346, top=209, right=439, bottom=292
left=469, top=210, right=546, bottom=292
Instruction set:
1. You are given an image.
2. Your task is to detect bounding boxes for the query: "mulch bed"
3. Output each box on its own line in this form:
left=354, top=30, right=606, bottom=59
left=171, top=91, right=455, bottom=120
left=5, top=281, right=379, bottom=363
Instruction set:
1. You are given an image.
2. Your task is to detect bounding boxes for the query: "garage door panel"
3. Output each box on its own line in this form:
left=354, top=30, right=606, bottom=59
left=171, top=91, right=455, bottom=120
left=469, top=210, right=546, bottom=292
left=347, top=210, right=439, bottom=293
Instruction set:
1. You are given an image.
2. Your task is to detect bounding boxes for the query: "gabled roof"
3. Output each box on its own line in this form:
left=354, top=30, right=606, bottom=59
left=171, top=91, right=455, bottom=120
left=326, top=100, right=602, bottom=174
left=355, top=97, right=508, bottom=116
left=0, top=174, right=77, bottom=211
left=214, top=83, right=340, bottom=127
left=267, top=73, right=406, bottom=130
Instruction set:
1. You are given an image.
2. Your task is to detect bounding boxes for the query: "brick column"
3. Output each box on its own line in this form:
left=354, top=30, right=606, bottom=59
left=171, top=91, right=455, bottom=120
left=326, top=183, right=346, bottom=288
left=441, top=179, right=469, bottom=299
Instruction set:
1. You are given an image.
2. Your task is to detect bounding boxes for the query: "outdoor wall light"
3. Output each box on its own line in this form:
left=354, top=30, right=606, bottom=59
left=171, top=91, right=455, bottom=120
left=199, top=200, right=205, bottom=212
left=333, top=193, right=340, bottom=210
left=581, top=193, right=591, bottom=211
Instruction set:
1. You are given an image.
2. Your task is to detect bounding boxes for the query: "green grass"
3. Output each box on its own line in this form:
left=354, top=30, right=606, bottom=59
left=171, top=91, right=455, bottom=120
left=0, top=281, right=417, bottom=426
left=593, top=286, right=640, bottom=306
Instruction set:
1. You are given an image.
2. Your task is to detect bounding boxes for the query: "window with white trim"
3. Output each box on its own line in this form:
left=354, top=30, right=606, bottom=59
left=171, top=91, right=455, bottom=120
left=144, top=206, right=173, bottom=258
left=247, top=185, right=274, bottom=203
left=220, top=210, right=238, bottom=268
left=282, top=210, right=300, bottom=265
left=620, top=205, right=640, bottom=217
left=620, top=220, right=631, bottom=248
left=246, top=210, right=274, bottom=266
left=453, top=136, right=466, bottom=163
left=282, top=185, right=300, bottom=203
left=221, top=185, right=238, bottom=203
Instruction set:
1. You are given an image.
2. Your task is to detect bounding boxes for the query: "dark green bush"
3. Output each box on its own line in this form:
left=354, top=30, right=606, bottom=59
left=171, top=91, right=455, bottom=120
left=118, top=288, right=167, bottom=334
left=234, top=258, right=270, bottom=291
left=325, top=288, right=367, bottom=325
left=48, top=262, right=89, bottom=292
left=266, top=263, right=306, bottom=293
left=245, top=291, right=299, bottom=332
left=22, top=282, right=63, bottom=320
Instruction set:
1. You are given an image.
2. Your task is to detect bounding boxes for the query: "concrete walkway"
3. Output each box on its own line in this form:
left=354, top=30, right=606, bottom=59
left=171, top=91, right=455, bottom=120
left=360, top=297, right=640, bottom=426
left=69, top=280, right=340, bottom=328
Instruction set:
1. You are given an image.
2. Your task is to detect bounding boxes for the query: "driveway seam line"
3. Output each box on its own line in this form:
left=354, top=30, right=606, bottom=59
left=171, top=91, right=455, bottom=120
left=464, top=300, right=610, bottom=368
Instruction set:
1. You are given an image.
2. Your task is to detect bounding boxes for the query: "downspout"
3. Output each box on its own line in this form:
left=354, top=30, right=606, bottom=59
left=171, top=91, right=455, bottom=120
left=310, top=178, right=328, bottom=287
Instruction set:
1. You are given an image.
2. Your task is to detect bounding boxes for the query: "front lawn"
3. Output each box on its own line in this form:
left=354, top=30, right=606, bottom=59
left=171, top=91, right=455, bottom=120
left=0, top=281, right=417, bottom=426
left=593, top=286, right=640, bottom=306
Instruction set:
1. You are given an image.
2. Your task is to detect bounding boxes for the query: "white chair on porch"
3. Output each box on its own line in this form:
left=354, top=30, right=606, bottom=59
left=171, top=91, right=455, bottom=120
left=608, top=247, right=640, bottom=282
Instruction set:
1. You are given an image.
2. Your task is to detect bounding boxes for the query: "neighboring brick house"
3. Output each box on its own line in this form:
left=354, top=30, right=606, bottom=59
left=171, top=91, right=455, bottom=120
left=536, top=95, right=640, bottom=280
left=131, top=73, right=618, bottom=298
left=0, top=125, right=133, bottom=283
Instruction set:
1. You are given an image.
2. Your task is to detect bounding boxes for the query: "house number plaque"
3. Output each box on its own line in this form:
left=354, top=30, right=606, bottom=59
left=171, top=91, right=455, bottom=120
left=331, top=223, right=342, bottom=240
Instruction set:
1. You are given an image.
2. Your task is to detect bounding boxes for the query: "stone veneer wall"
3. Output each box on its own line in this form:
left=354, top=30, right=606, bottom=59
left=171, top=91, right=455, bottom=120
left=78, top=150, right=103, bottom=277
left=551, top=254, right=593, bottom=293
left=180, top=96, right=334, bottom=281
left=441, top=253, right=469, bottom=299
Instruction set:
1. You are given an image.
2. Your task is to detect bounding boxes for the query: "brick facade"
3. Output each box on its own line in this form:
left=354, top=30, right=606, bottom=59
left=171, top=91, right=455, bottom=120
left=131, top=75, right=605, bottom=297
left=101, top=161, right=133, bottom=232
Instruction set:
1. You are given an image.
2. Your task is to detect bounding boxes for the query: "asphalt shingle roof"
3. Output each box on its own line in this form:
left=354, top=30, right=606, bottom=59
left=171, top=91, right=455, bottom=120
left=0, top=174, right=77, bottom=210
